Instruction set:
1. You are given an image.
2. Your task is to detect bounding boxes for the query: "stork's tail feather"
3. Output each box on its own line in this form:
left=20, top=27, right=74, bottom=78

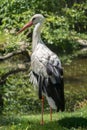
left=38, top=75, right=65, bottom=112
left=46, top=64, right=65, bottom=111
left=45, top=78, right=65, bottom=112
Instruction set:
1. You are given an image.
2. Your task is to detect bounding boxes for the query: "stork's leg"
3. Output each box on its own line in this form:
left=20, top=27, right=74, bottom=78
left=50, top=107, right=52, bottom=121
left=40, top=96, right=44, bottom=125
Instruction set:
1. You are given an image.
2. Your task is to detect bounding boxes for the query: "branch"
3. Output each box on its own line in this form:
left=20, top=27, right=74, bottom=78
left=0, top=49, right=31, bottom=85
left=0, top=63, right=30, bottom=85
left=0, top=49, right=30, bottom=61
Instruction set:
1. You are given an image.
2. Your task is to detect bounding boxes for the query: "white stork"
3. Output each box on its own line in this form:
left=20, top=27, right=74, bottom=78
left=17, top=14, right=65, bottom=125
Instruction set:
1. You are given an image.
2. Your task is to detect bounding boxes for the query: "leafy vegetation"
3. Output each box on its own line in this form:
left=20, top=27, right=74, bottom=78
left=0, top=0, right=87, bottom=54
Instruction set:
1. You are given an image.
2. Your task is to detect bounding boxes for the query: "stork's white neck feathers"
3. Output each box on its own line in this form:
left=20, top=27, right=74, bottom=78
left=32, top=22, right=43, bottom=51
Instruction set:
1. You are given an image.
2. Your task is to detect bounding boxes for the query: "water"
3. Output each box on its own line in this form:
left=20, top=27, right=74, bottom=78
left=64, top=58, right=87, bottom=92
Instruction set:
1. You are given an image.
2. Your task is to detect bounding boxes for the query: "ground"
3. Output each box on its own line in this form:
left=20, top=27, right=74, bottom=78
left=0, top=105, right=87, bottom=130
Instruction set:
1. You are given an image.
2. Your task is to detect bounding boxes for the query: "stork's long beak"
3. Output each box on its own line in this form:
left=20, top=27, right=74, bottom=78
left=16, top=21, right=33, bottom=34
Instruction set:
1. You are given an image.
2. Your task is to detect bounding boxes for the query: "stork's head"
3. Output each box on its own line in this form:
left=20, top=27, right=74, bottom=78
left=17, top=14, right=45, bottom=34
left=31, top=14, right=45, bottom=25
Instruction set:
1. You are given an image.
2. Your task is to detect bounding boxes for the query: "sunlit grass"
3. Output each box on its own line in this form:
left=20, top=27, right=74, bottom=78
left=0, top=105, right=87, bottom=130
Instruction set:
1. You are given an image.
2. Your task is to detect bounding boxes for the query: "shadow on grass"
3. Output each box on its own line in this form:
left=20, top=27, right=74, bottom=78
left=58, top=117, right=87, bottom=129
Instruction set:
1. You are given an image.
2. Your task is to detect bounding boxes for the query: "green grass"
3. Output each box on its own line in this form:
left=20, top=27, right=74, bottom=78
left=0, top=106, right=87, bottom=130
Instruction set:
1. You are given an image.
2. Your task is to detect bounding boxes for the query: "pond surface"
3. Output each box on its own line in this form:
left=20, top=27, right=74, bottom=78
left=64, top=58, right=87, bottom=92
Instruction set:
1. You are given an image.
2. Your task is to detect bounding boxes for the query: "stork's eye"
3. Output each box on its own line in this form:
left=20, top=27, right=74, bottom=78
left=32, top=17, right=36, bottom=22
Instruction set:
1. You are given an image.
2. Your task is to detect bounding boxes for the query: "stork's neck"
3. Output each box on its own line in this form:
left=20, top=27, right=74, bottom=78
left=32, top=23, right=43, bottom=51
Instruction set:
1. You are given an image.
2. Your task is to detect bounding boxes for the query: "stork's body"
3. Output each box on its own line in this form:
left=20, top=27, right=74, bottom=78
left=30, top=43, right=64, bottom=110
left=17, top=14, right=65, bottom=124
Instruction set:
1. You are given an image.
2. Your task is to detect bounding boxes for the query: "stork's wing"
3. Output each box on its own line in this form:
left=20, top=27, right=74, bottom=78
left=31, top=43, right=61, bottom=79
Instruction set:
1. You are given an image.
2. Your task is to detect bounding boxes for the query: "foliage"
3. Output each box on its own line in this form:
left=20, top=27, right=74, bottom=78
left=0, top=30, right=29, bottom=54
left=64, top=3, right=87, bottom=33
left=0, top=0, right=87, bottom=54
left=2, top=72, right=49, bottom=114
left=65, top=90, right=87, bottom=112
